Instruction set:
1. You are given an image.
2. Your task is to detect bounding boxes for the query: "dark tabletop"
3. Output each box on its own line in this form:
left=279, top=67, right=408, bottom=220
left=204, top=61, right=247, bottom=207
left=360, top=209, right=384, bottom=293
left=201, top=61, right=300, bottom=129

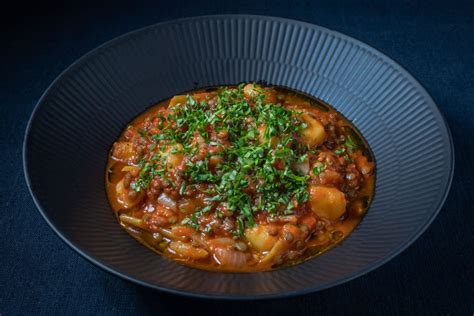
left=1, top=0, right=473, bottom=314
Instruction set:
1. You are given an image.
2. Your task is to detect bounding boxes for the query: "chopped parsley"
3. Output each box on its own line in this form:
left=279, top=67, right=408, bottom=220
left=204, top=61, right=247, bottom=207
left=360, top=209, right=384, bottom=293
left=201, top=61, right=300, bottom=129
left=312, top=163, right=327, bottom=176
left=345, top=135, right=357, bottom=150
left=132, top=84, right=312, bottom=233
left=335, top=148, right=346, bottom=155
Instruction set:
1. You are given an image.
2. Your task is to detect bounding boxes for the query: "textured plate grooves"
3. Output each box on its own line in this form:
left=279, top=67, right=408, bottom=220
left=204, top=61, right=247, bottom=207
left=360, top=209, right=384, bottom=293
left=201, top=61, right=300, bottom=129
left=24, top=15, right=454, bottom=299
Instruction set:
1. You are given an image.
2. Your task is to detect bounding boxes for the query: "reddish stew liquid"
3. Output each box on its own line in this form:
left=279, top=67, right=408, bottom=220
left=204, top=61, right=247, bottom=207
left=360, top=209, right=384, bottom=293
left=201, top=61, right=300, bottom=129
left=106, top=84, right=375, bottom=272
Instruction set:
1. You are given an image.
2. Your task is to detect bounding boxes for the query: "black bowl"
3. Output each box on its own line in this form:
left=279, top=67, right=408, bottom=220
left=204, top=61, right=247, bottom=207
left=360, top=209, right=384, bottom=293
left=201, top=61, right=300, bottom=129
left=23, top=15, right=454, bottom=299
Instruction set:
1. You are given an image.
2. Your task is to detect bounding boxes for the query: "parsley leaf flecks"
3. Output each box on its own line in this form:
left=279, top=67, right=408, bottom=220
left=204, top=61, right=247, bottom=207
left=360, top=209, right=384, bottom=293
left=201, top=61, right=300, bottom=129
left=134, top=84, right=312, bottom=232
left=312, top=163, right=327, bottom=176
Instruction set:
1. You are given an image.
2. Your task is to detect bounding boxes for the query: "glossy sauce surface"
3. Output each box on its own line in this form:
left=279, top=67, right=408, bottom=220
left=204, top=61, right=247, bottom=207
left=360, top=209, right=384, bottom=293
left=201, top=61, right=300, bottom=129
left=106, top=84, right=375, bottom=272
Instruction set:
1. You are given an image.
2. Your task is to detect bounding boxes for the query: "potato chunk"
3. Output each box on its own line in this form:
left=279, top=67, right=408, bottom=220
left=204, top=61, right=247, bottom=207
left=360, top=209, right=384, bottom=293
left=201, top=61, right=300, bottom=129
left=309, top=185, right=347, bottom=220
left=245, top=225, right=278, bottom=252
left=165, top=144, right=184, bottom=171
left=299, top=114, right=326, bottom=146
left=243, top=83, right=277, bottom=104
left=168, top=95, right=187, bottom=108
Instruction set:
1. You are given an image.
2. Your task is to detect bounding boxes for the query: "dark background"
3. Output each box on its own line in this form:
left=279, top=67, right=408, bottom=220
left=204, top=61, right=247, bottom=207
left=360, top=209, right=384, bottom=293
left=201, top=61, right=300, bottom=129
left=1, top=0, right=473, bottom=314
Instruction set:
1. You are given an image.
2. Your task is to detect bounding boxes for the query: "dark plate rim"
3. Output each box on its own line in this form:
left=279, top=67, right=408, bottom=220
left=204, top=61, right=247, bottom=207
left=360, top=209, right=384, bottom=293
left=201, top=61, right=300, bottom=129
left=23, top=14, right=455, bottom=300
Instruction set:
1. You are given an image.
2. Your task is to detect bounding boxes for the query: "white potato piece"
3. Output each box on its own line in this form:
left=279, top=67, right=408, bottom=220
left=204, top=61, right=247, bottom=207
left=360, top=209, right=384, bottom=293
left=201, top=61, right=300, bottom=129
left=309, top=185, right=347, bottom=220
left=168, top=95, right=187, bottom=108
left=243, top=83, right=277, bottom=104
left=244, top=225, right=278, bottom=252
left=165, top=144, right=184, bottom=171
left=260, top=239, right=289, bottom=264
left=299, top=114, right=326, bottom=146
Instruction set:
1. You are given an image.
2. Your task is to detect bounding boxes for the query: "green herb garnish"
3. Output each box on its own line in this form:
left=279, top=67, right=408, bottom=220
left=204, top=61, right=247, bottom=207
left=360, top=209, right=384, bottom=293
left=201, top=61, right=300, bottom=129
left=312, top=163, right=327, bottom=176
left=133, top=85, right=312, bottom=233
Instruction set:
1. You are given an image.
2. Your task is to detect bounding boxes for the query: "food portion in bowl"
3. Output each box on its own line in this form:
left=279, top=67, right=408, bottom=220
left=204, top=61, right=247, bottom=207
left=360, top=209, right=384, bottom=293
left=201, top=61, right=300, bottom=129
left=106, top=83, right=375, bottom=272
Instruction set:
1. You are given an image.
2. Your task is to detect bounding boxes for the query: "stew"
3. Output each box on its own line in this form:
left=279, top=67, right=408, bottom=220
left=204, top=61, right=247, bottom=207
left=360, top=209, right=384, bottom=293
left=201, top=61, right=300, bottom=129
left=106, top=83, right=375, bottom=272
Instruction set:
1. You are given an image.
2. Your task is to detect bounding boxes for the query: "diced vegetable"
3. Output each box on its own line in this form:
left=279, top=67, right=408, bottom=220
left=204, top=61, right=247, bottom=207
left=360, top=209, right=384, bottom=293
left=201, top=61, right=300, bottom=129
left=309, top=186, right=347, bottom=220
left=245, top=225, right=278, bottom=252
left=298, top=114, right=326, bottom=146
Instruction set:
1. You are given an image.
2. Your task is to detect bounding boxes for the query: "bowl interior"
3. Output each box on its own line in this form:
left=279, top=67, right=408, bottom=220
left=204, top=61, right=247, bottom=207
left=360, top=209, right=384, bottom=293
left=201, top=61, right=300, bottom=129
left=24, top=15, right=453, bottom=298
